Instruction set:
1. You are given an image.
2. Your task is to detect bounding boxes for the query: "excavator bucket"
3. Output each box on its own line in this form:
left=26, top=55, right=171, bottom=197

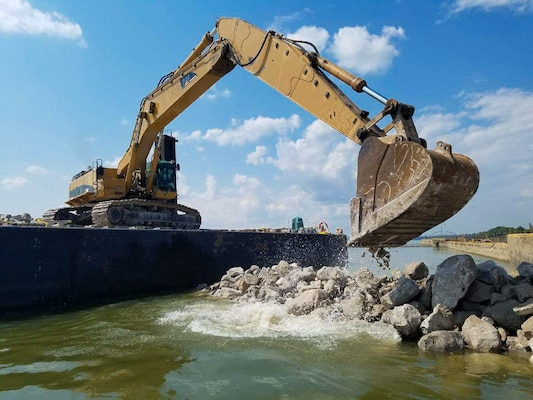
left=350, top=137, right=479, bottom=247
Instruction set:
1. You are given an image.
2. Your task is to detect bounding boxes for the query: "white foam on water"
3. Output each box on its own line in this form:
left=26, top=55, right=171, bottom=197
left=158, top=299, right=401, bottom=347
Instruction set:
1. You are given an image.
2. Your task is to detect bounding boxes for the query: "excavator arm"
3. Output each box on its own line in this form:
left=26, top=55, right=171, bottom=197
left=64, top=17, right=479, bottom=245
left=119, top=17, right=389, bottom=186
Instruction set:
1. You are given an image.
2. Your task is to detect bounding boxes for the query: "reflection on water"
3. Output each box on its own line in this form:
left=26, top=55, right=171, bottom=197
left=0, top=247, right=530, bottom=399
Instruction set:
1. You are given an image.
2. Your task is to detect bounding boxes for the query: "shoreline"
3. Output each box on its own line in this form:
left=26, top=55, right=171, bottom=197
left=418, top=234, right=533, bottom=265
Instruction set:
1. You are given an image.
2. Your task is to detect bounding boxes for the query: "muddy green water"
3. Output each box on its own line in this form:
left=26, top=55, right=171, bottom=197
left=0, top=246, right=532, bottom=399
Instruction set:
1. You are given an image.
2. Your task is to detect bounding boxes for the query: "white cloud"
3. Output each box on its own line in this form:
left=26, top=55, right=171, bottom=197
left=232, top=174, right=262, bottom=211
left=415, top=111, right=464, bottom=139
left=328, top=25, right=405, bottom=75
left=105, top=156, right=122, bottom=168
left=120, top=119, right=131, bottom=126
left=184, top=114, right=301, bottom=146
left=270, top=15, right=405, bottom=74
left=0, top=0, right=87, bottom=46
left=1, top=176, right=28, bottom=191
left=182, top=88, right=532, bottom=233
left=204, top=174, right=218, bottom=200
left=25, top=165, right=47, bottom=174
left=246, top=145, right=269, bottom=165
left=185, top=173, right=265, bottom=228
left=420, top=88, right=533, bottom=162
left=450, top=0, right=533, bottom=13
left=184, top=172, right=346, bottom=230
left=186, top=130, right=203, bottom=141
left=233, top=174, right=261, bottom=193
left=263, top=184, right=347, bottom=230
left=416, top=87, right=533, bottom=230
left=286, top=26, right=330, bottom=52
left=267, top=9, right=312, bottom=32
left=181, top=120, right=360, bottom=230
left=176, top=173, right=189, bottom=196
left=205, top=85, right=232, bottom=100
left=270, top=119, right=357, bottom=181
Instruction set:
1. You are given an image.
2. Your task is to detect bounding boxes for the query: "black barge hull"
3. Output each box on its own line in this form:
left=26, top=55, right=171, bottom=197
left=0, top=226, right=347, bottom=318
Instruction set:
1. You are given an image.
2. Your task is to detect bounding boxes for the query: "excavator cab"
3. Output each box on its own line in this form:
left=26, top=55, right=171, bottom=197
left=154, top=161, right=176, bottom=192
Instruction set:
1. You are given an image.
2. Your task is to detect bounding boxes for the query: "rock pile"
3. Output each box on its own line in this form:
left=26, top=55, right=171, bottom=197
left=208, top=255, right=533, bottom=361
left=0, top=213, right=44, bottom=226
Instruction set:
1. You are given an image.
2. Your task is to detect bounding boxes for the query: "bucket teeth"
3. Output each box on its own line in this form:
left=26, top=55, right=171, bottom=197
left=350, top=137, right=479, bottom=247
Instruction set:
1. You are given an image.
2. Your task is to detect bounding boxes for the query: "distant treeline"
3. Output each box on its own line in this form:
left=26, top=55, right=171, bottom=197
left=422, top=225, right=531, bottom=241
left=472, top=225, right=530, bottom=240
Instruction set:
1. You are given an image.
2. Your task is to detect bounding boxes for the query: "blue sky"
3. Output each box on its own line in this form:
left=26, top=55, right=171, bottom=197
left=0, top=0, right=531, bottom=235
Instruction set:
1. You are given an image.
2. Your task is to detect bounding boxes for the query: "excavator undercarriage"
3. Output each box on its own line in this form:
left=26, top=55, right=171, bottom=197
left=90, top=199, right=201, bottom=229
left=44, top=200, right=201, bottom=229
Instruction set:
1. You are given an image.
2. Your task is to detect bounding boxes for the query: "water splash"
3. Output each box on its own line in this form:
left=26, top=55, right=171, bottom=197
left=158, top=298, right=401, bottom=348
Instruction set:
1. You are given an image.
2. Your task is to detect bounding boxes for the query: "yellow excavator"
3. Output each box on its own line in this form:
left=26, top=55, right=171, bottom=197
left=44, top=17, right=479, bottom=247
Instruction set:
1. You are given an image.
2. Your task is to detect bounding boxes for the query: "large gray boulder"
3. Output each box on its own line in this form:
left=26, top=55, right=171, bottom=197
left=404, top=262, right=429, bottom=280
left=432, top=255, right=477, bottom=310
left=417, top=276, right=433, bottom=311
left=464, top=280, right=494, bottom=303
left=514, top=283, right=533, bottom=303
left=353, top=268, right=380, bottom=291
left=418, top=331, right=464, bottom=353
left=272, top=260, right=292, bottom=276
left=461, top=315, right=502, bottom=352
left=521, top=316, right=533, bottom=339
left=286, top=289, right=328, bottom=315
left=316, top=266, right=347, bottom=285
left=275, top=277, right=294, bottom=294
left=517, top=262, right=533, bottom=279
left=476, top=260, right=511, bottom=291
left=381, top=277, right=420, bottom=308
left=513, top=300, right=533, bottom=317
left=453, top=310, right=481, bottom=328
left=323, top=279, right=341, bottom=298
left=214, top=287, right=243, bottom=300
left=288, top=266, right=316, bottom=284
left=482, top=299, right=523, bottom=332
left=420, top=304, right=455, bottom=334
left=339, top=292, right=365, bottom=320
left=490, top=292, right=512, bottom=306
left=226, top=266, right=245, bottom=278
left=382, top=304, right=422, bottom=338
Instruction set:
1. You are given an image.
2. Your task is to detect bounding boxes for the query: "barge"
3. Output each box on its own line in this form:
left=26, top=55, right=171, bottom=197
left=0, top=225, right=347, bottom=318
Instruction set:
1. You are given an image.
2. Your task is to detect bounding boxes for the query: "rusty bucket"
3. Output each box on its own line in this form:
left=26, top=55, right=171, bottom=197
left=350, top=137, right=479, bottom=247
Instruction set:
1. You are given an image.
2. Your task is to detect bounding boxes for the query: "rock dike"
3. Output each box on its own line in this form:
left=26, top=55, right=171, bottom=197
left=208, top=255, right=533, bottom=361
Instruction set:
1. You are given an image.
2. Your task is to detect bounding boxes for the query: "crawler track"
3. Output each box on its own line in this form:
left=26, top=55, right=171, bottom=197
left=91, top=199, right=201, bottom=229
